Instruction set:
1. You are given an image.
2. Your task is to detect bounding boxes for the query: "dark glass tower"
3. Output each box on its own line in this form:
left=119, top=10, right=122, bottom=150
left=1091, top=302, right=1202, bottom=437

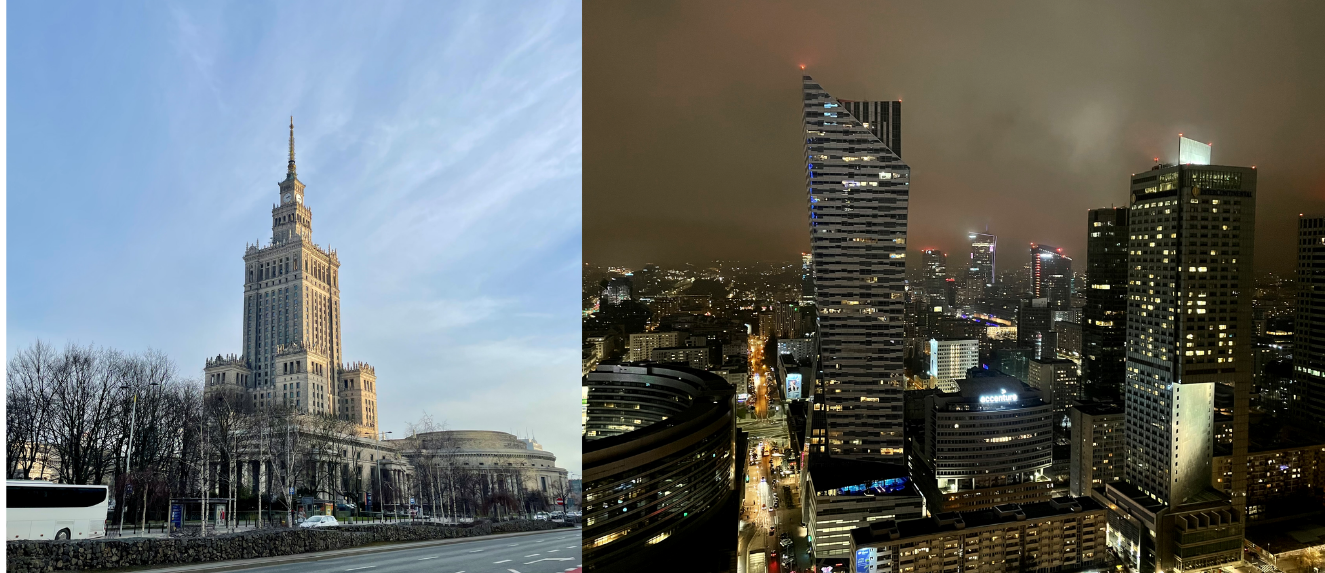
left=1030, top=243, right=1072, bottom=308
left=1083, top=207, right=1129, bottom=400
left=1294, top=215, right=1325, bottom=429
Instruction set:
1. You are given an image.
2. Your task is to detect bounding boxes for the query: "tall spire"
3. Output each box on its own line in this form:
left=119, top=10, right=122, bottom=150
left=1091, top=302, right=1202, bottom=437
left=287, top=117, right=297, bottom=177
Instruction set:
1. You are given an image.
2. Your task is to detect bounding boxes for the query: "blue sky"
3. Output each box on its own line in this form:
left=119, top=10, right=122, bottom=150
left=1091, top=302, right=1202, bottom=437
left=8, top=2, right=583, bottom=472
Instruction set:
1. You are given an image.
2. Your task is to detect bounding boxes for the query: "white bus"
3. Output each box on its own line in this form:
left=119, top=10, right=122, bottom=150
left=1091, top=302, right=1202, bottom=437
left=7, top=480, right=109, bottom=540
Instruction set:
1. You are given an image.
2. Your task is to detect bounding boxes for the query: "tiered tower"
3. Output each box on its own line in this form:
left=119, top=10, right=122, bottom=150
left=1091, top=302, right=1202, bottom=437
left=338, top=362, right=379, bottom=438
left=205, top=120, right=377, bottom=430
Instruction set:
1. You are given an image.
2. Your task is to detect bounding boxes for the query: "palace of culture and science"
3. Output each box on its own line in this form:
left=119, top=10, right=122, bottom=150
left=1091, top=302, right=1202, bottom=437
left=204, top=120, right=379, bottom=439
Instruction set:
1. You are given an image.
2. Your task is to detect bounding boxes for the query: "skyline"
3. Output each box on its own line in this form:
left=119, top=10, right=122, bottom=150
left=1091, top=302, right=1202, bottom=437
left=585, top=1, right=1325, bottom=273
left=8, top=2, right=583, bottom=472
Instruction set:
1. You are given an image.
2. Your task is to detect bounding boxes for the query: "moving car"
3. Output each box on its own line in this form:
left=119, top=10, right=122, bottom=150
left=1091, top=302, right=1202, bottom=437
left=299, top=515, right=339, bottom=528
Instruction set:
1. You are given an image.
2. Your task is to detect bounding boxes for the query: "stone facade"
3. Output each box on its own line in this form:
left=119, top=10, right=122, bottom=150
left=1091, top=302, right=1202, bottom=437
left=203, top=120, right=377, bottom=438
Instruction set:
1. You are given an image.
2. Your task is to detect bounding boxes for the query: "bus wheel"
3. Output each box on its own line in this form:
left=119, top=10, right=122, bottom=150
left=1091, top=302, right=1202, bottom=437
left=55, top=529, right=71, bottom=540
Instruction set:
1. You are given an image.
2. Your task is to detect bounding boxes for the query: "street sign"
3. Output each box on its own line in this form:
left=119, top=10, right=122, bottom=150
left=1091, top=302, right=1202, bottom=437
left=169, top=504, right=183, bottom=530
left=289, top=487, right=296, bottom=496
left=409, top=497, right=415, bottom=505
left=125, top=484, right=133, bottom=496
left=556, top=498, right=565, bottom=505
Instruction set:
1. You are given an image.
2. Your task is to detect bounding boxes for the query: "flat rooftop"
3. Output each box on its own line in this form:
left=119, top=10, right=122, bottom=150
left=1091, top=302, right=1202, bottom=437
left=851, top=497, right=1104, bottom=547
left=808, top=457, right=911, bottom=492
left=1071, top=400, right=1123, bottom=417
left=1248, top=515, right=1325, bottom=555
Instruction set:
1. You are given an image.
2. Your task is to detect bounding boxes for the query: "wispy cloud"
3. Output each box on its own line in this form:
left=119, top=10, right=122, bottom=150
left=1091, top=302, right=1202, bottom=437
left=9, top=1, right=583, bottom=471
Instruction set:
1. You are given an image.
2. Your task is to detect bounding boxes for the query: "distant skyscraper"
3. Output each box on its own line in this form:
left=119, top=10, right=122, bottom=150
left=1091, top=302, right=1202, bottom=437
left=1294, top=215, right=1325, bottom=428
left=803, top=75, right=910, bottom=462
left=1104, top=151, right=1254, bottom=573
left=801, top=252, right=815, bottom=306
left=1083, top=207, right=1129, bottom=400
left=922, top=249, right=948, bottom=305
left=1030, top=244, right=1072, bottom=308
left=968, top=231, right=997, bottom=290
left=601, top=276, right=632, bottom=305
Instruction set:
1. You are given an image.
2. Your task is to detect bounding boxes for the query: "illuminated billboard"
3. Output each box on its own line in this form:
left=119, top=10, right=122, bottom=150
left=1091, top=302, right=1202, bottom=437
left=786, top=373, right=803, bottom=400
left=855, top=547, right=877, bottom=573
left=833, top=477, right=910, bottom=496
left=1179, top=136, right=1211, bottom=165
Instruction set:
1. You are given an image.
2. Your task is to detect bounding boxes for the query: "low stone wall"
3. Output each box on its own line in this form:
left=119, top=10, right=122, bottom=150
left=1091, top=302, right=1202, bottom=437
left=7, top=520, right=571, bottom=573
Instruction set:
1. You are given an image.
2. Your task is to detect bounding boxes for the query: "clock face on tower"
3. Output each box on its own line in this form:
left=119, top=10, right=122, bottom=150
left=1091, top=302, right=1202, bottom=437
left=284, top=193, right=292, bottom=202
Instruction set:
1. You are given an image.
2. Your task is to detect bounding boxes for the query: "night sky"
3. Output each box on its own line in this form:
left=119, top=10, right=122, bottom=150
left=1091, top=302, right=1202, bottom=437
left=585, top=1, right=1325, bottom=275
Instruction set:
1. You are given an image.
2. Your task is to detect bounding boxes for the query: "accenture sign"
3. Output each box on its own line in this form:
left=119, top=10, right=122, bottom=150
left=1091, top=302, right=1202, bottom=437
left=978, top=390, right=1018, bottom=404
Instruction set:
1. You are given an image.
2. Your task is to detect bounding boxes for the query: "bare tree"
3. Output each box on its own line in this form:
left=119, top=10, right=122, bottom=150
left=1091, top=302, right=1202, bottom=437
left=334, top=418, right=371, bottom=517
left=49, top=344, right=123, bottom=485
left=7, top=341, right=58, bottom=479
left=205, top=381, right=253, bottom=529
left=254, top=404, right=305, bottom=526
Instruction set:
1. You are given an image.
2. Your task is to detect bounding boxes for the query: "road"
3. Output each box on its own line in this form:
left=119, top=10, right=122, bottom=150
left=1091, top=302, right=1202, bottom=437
left=180, top=529, right=582, bottom=573
left=749, top=335, right=771, bottom=419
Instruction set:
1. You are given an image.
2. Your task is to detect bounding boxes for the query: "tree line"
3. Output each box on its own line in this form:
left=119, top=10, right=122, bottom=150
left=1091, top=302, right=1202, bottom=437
left=7, top=340, right=571, bottom=527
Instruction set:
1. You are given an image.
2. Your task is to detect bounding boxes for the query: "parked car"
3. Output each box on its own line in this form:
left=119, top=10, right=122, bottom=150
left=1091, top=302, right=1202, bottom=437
left=299, top=515, right=339, bottom=528
left=533, top=512, right=550, bottom=521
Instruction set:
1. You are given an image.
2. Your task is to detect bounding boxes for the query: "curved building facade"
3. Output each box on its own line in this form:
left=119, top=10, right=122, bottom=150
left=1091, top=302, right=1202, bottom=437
left=583, top=363, right=736, bottom=572
left=924, top=374, right=1054, bottom=487
left=917, top=372, right=1056, bottom=513
left=391, top=430, right=569, bottom=499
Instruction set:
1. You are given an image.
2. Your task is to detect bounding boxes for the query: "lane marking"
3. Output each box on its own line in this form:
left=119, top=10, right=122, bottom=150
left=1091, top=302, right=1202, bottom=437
left=525, top=558, right=575, bottom=564
left=508, top=570, right=522, bottom=573
left=549, top=549, right=560, bottom=552
left=346, top=568, right=376, bottom=571
left=418, top=556, right=438, bottom=561
left=468, top=549, right=484, bottom=553
left=508, top=543, right=519, bottom=546
left=526, top=553, right=540, bottom=557
left=495, top=560, right=512, bottom=564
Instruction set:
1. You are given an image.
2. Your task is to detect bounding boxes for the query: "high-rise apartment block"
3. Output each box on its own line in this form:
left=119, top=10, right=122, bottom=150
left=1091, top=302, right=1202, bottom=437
left=1027, top=357, right=1080, bottom=440
left=1068, top=401, right=1124, bottom=497
left=1105, top=143, right=1254, bottom=572
left=203, top=120, right=379, bottom=439
left=627, top=331, right=682, bottom=362
left=803, top=75, right=909, bottom=462
left=759, top=303, right=802, bottom=339
left=1084, top=207, right=1130, bottom=400
left=928, top=338, right=977, bottom=392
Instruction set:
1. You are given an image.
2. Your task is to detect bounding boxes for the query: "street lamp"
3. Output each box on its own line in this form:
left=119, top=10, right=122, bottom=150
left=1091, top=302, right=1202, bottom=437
left=378, top=431, right=392, bottom=520
left=118, top=382, right=159, bottom=536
